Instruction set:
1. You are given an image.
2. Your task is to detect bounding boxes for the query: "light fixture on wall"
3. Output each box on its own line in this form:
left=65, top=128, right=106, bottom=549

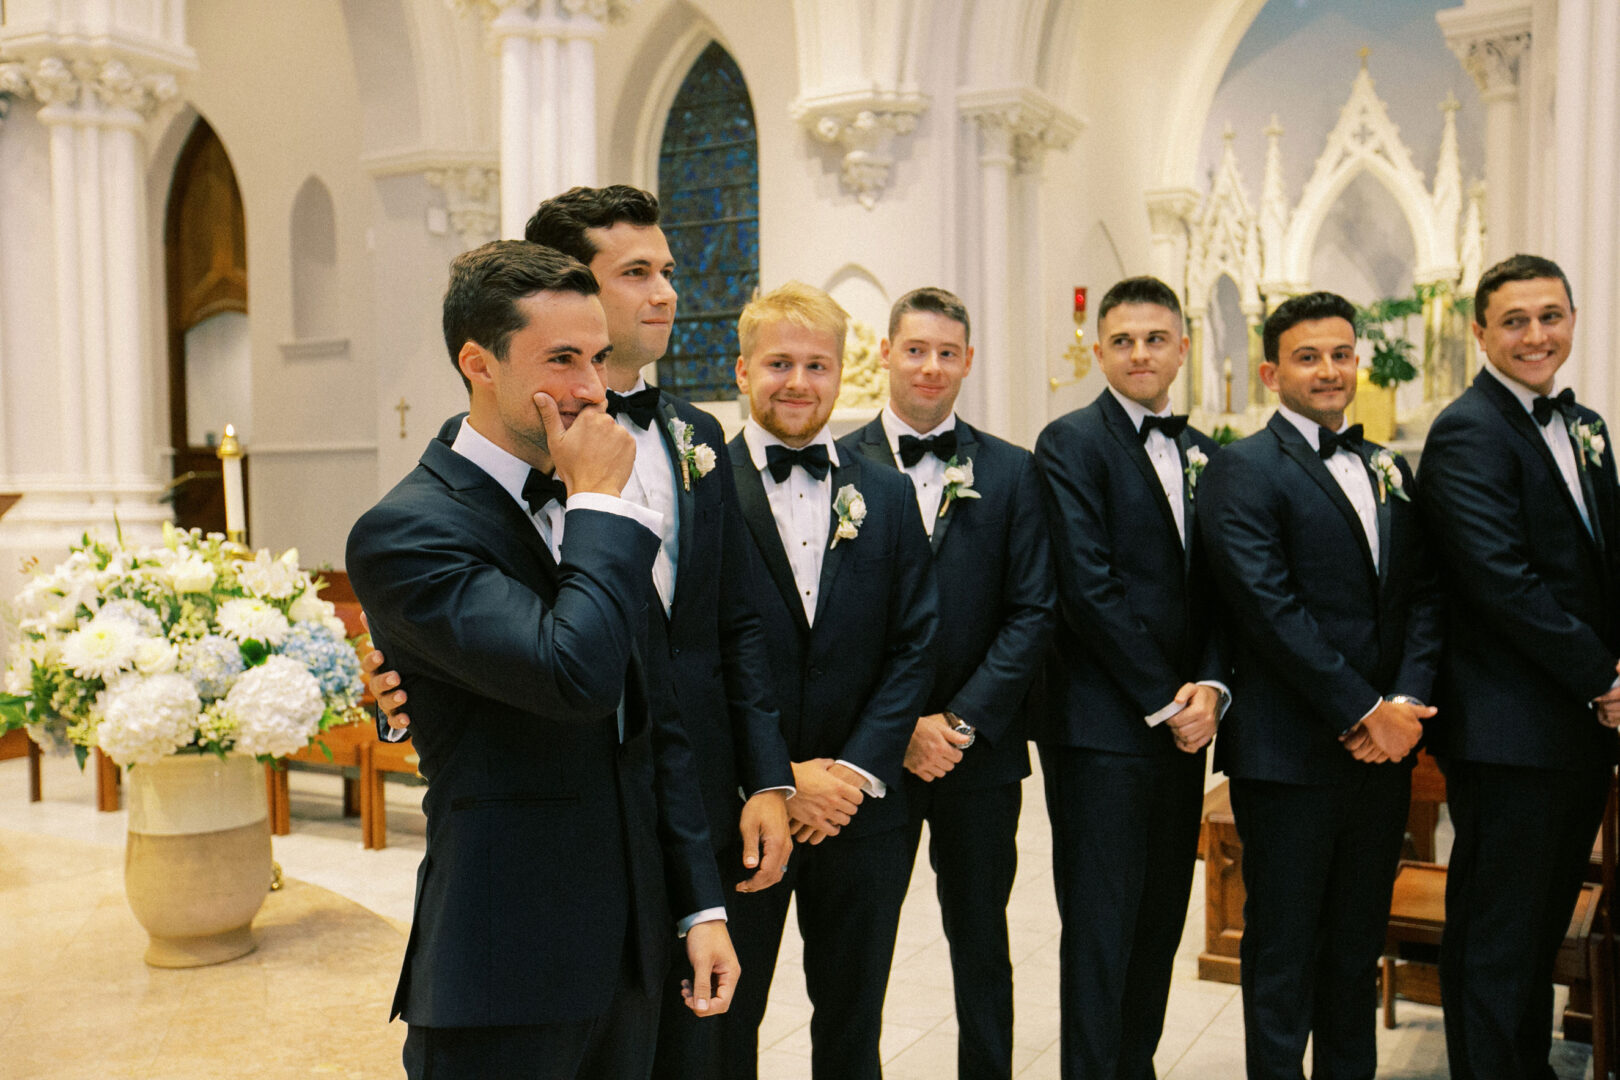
left=1049, top=286, right=1091, bottom=390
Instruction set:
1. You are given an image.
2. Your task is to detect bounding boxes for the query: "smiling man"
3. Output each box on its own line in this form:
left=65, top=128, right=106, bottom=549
left=721, top=281, right=938, bottom=1080
left=839, top=287, right=1055, bottom=1080
left=1419, top=254, right=1620, bottom=1080
left=346, top=241, right=734, bottom=1079
left=1033, top=276, right=1227, bottom=1080
left=1198, top=290, right=1441, bottom=1080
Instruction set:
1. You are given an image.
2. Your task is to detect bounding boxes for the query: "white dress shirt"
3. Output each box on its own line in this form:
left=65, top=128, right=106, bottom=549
left=881, top=405, right=954, bottom=534
left=614, top=378, right=680, bottom=615
left=1275, top=403, right=1381, bottom=569
left=741, top=417, right=886, bottom=799
left=1483, top=361, right=1592, bottom=536
left=1107, top=389, right=1231, bottom=726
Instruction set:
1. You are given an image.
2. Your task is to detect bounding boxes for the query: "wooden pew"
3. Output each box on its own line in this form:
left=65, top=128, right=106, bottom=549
left=0, top=728, right=42, bottom=802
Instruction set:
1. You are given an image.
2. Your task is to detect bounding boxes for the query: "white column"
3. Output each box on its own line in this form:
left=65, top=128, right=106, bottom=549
left=1439, top=5, right=1531, bottom=261
left=975, top=120, right=1015, bottom=441
left=468, top=0, right=637, bottom=239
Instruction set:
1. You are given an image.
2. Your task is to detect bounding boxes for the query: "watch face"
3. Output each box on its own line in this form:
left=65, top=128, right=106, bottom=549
left=950, top=719, right=976, bottom=747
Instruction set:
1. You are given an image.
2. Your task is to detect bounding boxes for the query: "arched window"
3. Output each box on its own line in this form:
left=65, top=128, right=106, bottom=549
left=656, top=42, right=759, bottom=400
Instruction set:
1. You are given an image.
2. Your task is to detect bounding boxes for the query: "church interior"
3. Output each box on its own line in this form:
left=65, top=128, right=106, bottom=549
left=2, top=0, right=1618, bottom=1076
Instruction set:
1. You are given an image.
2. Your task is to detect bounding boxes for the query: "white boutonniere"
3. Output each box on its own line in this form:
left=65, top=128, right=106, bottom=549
left=939, top=456, right=982, bottom=518
left=668, top=419, right=716, bottom=492
left=1370, top=448, right=1410, bottom=504
left=1570, top=418, right=1607, bottom=471
left=1184, top=447, right=1209, bottom=499
left=830, top=484, right=866, bottom=548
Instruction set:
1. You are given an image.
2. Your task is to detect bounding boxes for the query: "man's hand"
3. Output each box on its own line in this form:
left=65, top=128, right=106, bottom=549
left=1340, top=724, right=1389, bottom=763
left=359, top=613, right=409, bottom=731
left=680, top=921, right=739, bottom=1016
left=736, top=790, right=791, bottom=893
left=535, top=392, right=635, bottom=498
left=1354, top=698, right=1433, bottom=763
left=1164, top=684, right=1220, bottom=754
left=785, top=758, right=863, bottom=837
left=904, top=713, right=971, bottom=781
left=1594, top=661, right=1620, bottom=728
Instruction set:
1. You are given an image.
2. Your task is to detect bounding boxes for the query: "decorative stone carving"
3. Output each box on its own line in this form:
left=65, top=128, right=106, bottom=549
left=1450, top=31, right=1529, bottom=99
left=958, top=87, right=1083, bottom=175
left=450, top=0, right=641, bottom=28
left=793, top=93, right=928, bottom=210
left=425, top=165, right=502, bottom=249
left=0, top=56, right=177, bottom=118
left=836, top=319, right=888, bottom=409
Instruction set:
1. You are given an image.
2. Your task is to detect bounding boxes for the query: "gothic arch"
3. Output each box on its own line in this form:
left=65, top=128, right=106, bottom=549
left=1153, top=0, right=1271, bottom=189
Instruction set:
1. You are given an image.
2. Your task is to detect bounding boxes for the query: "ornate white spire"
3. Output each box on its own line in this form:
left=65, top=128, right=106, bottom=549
left=1460, top=180, right=1486, bottom=291
left=1259, top=114, right=1288, bottom=290
left=1432, top=92, right=1462, bottom=262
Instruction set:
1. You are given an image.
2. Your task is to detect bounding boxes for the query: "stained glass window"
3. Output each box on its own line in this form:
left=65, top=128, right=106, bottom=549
left=656, top=42, right=759, bottom=400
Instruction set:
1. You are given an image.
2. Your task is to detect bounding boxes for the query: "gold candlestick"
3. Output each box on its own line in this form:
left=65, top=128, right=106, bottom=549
left=217, top=424, right=246, bottom=546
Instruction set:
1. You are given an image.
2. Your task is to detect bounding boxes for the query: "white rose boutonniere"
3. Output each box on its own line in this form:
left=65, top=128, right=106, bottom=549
left=1184, top=447, right=1209, bottom=499
left=668, top=418, right=717, bottom=491
left=1369, top=448, right=1410, bottom=504
left=1571, top=418, right=1607, bottom=471
left=939, top=456, right=982, bottom=518
left=831, top=484, right=866, bottom=548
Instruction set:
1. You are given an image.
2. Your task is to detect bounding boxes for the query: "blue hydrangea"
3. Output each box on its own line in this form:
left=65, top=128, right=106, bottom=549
left=182, top=634, right=246, bottom=700
left=277, top=622, right=363, bottom=709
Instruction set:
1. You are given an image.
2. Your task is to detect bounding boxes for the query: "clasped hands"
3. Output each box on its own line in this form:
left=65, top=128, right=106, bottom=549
left=1164, top=684, right=1221, bottom=755
left=1593, top=659, right=1620, bottom=729
left=1339, top=698, right=1434, bottom=764
left=786, top=759, right=867, bottom=845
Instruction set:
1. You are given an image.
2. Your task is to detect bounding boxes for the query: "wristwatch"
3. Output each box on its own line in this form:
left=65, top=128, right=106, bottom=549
left=1385, top=694, right=1425, bottom=706
left=943, top=710, right=976, bottom=748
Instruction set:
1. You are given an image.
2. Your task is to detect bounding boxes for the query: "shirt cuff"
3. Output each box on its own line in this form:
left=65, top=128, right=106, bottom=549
left=835, top=759, right=887, bottom=798
left=676, top=907, right=727, bottom=938
left=378, top=705, right=409, bottom=742
left=1597, top=674, right=1620, bottom=706
left=1144, top=700, right=1184, bottom=728
left=744, top=784, right=796, bottom=801
left=1350, top=696, right=1384, bottom=733
left=566, top=492, right=664, bottom=540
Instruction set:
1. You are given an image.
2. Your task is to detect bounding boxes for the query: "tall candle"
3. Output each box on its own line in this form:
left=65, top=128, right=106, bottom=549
left=218, top=424, right=245, bottom=540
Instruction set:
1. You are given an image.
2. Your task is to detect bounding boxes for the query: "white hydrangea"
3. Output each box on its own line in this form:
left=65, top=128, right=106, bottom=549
left=94, top=673, right=202, bottom=766
left=216, top=598, right=291, bottom=645
left=60, top=618, right=141, bottom=681
left=226, top=656, right=325, bottom=758
left=236, top=549, right=303, bottom=600
left=180, top=634, right=245, bottom=699
left=94, top=598, right=163, bottom=637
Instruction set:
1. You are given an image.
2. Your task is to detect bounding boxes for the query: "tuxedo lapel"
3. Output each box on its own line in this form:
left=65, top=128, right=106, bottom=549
left=1101, top=394, right=1182, bottom=546
left=730, top=448, right=811, bottom=635
left=930, top=423, right=977, bottom=554
left=1175, top=431, right=1196, bottom=578
left=421, top=440, right=559, bottom=584
left=1358, top=446, right=1394, bottom=587
left=1269, top=414, right=1378, bottom=580
left=1474, top=372, right=1603, bottom=559
left=816, top=448, right=859, bottom=606
left=654, top=396, right=698, bottom=613
left=855, top=418, right=898, bottom=468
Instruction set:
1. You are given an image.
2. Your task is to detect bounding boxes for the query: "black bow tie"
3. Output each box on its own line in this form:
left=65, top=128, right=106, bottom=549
left=1532, top=388, right=1577, bottom=427
left=898, top=431, right=958, bottom=467
left=1138, top=414, right=1188, bottom=442
left=521, top=468, right=567, bottom=516
left=606, top=386, right=661, bottom=430
left=1317, top=424, right=1364, bottom=459
left=764, top=443, right=831, bottom=483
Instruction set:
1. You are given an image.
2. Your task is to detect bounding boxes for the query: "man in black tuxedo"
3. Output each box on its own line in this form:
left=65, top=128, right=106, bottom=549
left=346, top=242, right=736, bottom=1079
left=366, top=186, right=793, bottom=1076
left=1033, top=275, right=1227, bottom=1080
left=721, top=281, right=938, bottom=1079
left=1198, top=291, right=1442, bottom=1080
left=1418, top=254, right=1620, bottom=1080
left=838, top=287, right=1054, bottom=1080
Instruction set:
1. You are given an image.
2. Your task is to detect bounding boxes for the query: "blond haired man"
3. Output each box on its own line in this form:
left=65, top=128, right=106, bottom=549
left=719, top=282, right=939, bottom=1079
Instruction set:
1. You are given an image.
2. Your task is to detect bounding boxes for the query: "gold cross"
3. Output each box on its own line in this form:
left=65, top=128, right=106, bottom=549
left=1359, top=45, right=1371, bottom=69
left=395, top=397, right=411, bottom=439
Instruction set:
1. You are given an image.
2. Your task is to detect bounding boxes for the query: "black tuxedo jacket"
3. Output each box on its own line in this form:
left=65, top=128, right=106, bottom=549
left=839, top=417, right=1055, bottom=790
left=1034, top=392, right=1226, bottom=757
left=434, top=408, right=793, bottom=853
left=728, top=434, right=939, bottom=835
left=1418, top=369, right=1620, bottom=770
left=1198, top=412, right=1442, bottom=784
left=346, top=439, right=722, bottom=1028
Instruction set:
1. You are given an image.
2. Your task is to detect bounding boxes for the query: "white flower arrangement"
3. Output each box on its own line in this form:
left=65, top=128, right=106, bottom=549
left=939, top=456, right=982, bottom=518
left=830, top=484, right=867, bottom=548
left=1184, top=446, right=1210, bottom=499
left=668, top=419, right=717, bottom=492
left=0, top=523, right=365, bottom=768
left=1571, top=418, right=1607, bottom=471
left=1370, top=448, right=1410, bottom=504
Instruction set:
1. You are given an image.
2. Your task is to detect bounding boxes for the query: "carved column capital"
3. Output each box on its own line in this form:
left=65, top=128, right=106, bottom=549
left=1144, top=187, right=1200, bottom=238
left=425, top=165, right=503, bottom=249
left=1437, top=5, right=1532, bottom=101
left=792, top=92, right=929, bottom=210
left=958, top=87, right=1083, bottom=175
left=0, top=55, right=179, bottom=119
left=450, top=0, right=640, bottom=33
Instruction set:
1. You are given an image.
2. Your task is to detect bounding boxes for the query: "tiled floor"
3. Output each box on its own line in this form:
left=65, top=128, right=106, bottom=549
left=0, top=751, right=1593, bottom=1079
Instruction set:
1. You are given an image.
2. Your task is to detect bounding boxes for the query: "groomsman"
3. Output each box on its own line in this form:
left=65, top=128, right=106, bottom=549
left=367, top=185, right=794, bottom=1077
left=722, top=281, right=939, bottom=1080
left=1033, top=275, right=1226, bottom=1080
left=1418, top=254, right=1620, bottom=1080
left=347, top=242, right=734, bottom=1078
left=1198, top=291, right=1442, bottom=1080
left=839, top=287, right=1055, bottom=1080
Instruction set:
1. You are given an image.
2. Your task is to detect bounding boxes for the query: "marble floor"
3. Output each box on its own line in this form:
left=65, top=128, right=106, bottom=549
left=0, top=751, right=1594, bottom=1079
